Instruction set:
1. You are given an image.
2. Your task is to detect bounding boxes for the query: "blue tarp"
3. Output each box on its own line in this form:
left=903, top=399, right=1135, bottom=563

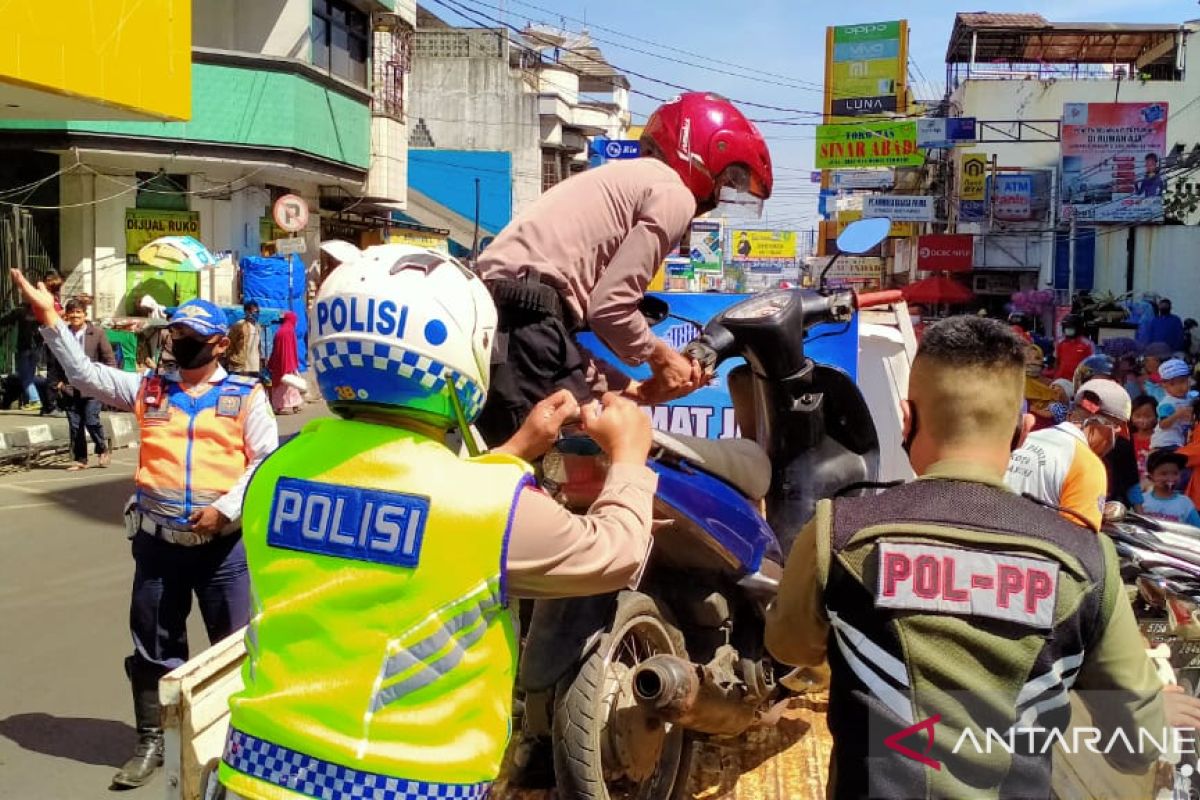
left=239, top=255, right=309, bottom=372
left=577, top=292, right=859, bottom=440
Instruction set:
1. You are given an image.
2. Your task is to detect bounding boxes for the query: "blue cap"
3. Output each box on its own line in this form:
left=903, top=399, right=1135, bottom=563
left=168, top=299, right=228, bottom=337
left=1160, top=358, right=1191, bottom=381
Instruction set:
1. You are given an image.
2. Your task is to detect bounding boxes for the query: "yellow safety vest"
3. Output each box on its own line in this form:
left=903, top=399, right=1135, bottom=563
left=219, top=417, right=531, bottom=800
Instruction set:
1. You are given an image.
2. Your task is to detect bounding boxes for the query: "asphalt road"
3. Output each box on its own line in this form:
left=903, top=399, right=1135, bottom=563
left=0, top=403, right=323, bottom=800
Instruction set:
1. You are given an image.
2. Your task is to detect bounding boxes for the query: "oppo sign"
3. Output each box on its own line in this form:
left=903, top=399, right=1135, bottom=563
left=917, top=234, right=974, bottom=271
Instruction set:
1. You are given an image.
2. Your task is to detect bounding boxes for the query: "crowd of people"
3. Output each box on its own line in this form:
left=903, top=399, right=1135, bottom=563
left=1015, top=297, right=1200, bottom=530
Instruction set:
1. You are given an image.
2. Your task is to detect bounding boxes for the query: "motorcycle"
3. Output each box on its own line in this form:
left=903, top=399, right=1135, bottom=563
left=517, top=218, right=900, bottom=799
left=1103, top=503, right=1200, bottom=800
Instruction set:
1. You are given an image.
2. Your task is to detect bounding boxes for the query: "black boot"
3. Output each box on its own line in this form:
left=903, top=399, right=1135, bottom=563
left=112, top=682, right=164, bottom=789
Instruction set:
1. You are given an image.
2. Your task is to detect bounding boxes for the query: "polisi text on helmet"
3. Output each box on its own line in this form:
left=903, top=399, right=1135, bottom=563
left=316, top=296, right=409, bottom=339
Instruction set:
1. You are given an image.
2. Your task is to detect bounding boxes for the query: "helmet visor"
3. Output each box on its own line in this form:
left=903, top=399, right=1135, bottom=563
left=715, top=185, right=765, bottom=218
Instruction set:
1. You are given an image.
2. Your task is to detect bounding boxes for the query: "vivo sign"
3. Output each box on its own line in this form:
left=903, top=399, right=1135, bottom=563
left=917, top=234, right=974, bottom=271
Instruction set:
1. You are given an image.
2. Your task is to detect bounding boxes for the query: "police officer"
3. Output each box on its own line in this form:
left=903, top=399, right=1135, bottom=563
left=765, top=316, right=1200, bottom=799
left=10, top=270, right=278, bottom=789
left=214, top=245, right=658, bottom=799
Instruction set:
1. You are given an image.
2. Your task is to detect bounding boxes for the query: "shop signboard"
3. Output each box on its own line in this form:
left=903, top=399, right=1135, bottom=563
left=578, top=293, right=859, bottom=439
left=388, top=230, right=449, bottom=253
left=959, top=153, right=988, bottom=221
left=806, top=255, right=885, bottom=289
left=827, top=20, right=906, bottom=117
left=831, top=168, right=895, bottom=190
left=1061, top=101, right=1167, bottom=222
left=990, top=174, right=1033, bottom=221
left=816, top=120, right=922, bottom=169
left=863, top=195, right=935, bottom=222
left=125, top=209, right=200, bottom=265
left=917, top=118, right=977, bottom=149
left=837, top=209, right=915, bottom=238
left=917, top=234, right=974, bottom=272
left=689, top=220, right=723, bottom=274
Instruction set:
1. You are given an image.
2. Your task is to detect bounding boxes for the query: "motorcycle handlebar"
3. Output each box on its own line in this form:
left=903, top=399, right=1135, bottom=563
left=854, top=289, right=904, bottom=309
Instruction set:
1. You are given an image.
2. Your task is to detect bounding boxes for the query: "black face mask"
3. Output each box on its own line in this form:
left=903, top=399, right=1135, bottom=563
left=172, top=337, right=220, bottom=370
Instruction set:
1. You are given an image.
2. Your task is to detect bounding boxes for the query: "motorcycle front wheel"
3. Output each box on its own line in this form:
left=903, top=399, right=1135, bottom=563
left=552, top=591, right=692, bottom=800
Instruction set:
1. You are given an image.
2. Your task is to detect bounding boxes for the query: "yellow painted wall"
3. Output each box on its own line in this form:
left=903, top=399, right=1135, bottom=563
left=0, top=0, right=191, bottom=121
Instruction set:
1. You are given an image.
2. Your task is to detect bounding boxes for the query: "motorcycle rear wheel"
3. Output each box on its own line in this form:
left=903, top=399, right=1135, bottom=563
left=552, top=592, right=692, bottom=800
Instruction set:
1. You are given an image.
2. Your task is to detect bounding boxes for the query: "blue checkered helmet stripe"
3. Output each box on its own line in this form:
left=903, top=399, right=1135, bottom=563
left=223, top=727, right=491, bottom=799
left=312, top=340, right=484, bottom=420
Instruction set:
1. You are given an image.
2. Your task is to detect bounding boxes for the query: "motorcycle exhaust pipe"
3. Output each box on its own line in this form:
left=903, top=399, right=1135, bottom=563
left=632, top=654, right=756, bottom=737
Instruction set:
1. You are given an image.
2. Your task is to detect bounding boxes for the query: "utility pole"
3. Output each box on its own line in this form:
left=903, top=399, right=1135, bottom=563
left=471, top=178, right=481, bottom=264
left=1066, top=217, right=1076, bottom=301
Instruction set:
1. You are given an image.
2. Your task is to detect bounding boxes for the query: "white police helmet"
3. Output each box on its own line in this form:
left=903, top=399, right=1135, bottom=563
left=310, top=244, right=495, bottom=425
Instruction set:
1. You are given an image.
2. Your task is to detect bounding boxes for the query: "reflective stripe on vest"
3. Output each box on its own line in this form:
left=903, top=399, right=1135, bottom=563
left=220, top=417, right=531, bottom=797
left=134, top=376, right=257, bottom=525
left=223, top=728, right=489, bottom=800
left=372, top=577, right=503, bottom=712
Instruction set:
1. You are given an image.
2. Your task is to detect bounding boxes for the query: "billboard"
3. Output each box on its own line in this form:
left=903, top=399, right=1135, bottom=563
left=917, top=234, right=974, bottom=271
left=1061, top=102, right=1168, bottom=222
left=730, top=230, right=797, bottom=261
left=689, top=220, right=722, bottom=274
left=826, top=21, right=906, bottom=117
left=863, top=195, right=935, bottom=222
left=816, top=120, right=922, bottom=169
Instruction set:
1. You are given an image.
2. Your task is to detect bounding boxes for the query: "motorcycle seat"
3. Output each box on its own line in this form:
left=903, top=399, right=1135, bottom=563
left=652, top=430, right=772, bottom=501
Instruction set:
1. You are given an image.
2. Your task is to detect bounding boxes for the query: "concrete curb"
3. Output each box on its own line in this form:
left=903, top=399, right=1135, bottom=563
left=0, top=411, right=139, bottom=461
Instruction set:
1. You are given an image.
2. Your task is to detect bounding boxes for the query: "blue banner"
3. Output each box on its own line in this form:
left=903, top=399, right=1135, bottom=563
left=576, top=293, right=859, bottom=439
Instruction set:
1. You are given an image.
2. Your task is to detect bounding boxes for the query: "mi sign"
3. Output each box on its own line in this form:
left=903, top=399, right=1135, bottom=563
left=863, top=195, right=935, bottom=222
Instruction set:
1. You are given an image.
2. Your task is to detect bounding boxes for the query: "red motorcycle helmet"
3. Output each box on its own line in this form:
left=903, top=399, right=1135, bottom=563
left=641, top=92, right=773, bottom=210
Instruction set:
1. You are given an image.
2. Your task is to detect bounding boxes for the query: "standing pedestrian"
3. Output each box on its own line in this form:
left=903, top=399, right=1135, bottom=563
left=1149, top=298, right=1185, bottom=353
left=1053, top=313, right=1094, bottom=381
left=474, top=92, right=773, bottom=445
left=9, top=269, right=278, bottom=789
left=267, top=311, right=302, bottom=414
left=48, top=299, right=116, bottom=469
left=215, top=247, right=658, bottom=800
left=765, top=316, right=1200, bottom=799
left=2, top=300, right=45, bottom=410
left=225, top=301, right=263, bottom=379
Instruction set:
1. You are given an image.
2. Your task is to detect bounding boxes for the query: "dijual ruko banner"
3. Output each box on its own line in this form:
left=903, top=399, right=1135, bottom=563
left=816, top=120, right=923, bottom=169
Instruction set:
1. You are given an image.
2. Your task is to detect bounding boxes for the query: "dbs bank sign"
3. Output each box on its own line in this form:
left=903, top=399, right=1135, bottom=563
left=917, top=234, right=974, bottom=272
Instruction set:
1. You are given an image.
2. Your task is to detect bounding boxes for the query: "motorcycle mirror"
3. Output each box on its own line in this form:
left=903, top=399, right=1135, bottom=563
left=638, top=295, right=670, bottom=326
left=1103, top=501, right=1128, bottom=524
left=836, top=217, right=891, bottom=255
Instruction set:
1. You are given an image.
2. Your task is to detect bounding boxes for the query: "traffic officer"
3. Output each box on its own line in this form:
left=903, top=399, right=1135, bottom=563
left=214, top=245, right=658, bottom=800
left=10, top=270, right=278, bottom=789
left=765, top=316, right=1200, bottom=799
left=475, top=92, right=774, bottom=445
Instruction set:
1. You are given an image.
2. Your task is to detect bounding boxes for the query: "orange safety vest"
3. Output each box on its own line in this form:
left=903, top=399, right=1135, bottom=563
left=134, top=373, right=261, bottom=527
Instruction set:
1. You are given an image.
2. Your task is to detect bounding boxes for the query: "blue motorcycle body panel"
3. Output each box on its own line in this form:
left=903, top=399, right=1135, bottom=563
left=649, top=460, right=780, bottom=573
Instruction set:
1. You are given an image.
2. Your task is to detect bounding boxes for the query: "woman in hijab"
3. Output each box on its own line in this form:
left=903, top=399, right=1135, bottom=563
left=268, top=311, right=303, bottom=414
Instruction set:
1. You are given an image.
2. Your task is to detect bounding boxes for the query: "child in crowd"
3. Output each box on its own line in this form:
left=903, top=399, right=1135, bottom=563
left=1130, top=394, right=1158, bottom=481
left=1049, top=378, right=1074, bottom=425
left=1142, top=450, right=1200, bottom=526
left=1150, top=358, right=1195, bottom=449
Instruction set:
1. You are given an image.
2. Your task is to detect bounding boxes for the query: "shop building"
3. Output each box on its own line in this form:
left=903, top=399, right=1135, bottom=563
left=0, top=0, right=415, bottom=318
